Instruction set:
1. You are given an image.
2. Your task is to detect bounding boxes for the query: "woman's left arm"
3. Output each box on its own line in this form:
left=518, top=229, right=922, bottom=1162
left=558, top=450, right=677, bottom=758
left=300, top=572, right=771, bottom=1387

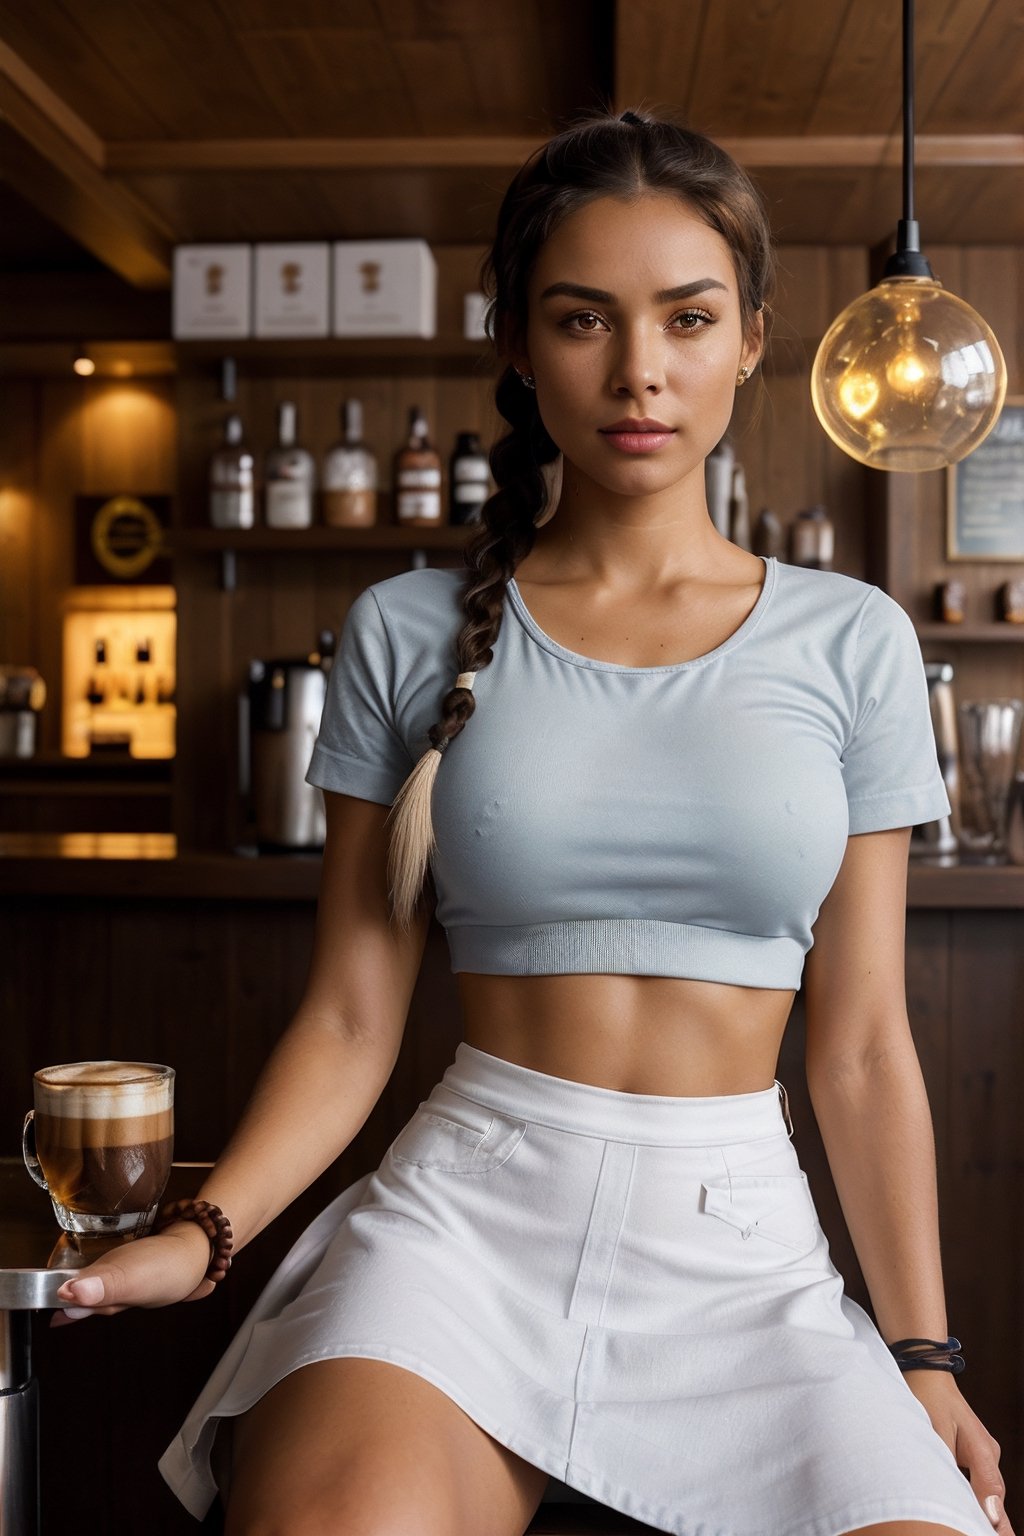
left=803, top=825, right=1012, bottom=1536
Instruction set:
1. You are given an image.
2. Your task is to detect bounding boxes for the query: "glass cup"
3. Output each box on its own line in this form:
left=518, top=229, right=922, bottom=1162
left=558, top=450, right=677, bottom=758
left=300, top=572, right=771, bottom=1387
left=956, top=699, right=1024, bottom=864
left=22, top=1061, right=174, bottom=1236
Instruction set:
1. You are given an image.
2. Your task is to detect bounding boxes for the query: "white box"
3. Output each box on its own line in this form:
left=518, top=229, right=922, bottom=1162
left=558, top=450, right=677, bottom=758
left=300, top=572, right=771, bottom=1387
left=332, top=240, right=436, bottom=338
left=463, top=292, right=489, bottom=340
left=254, top=243, right=330, bottom=337
left=173, top=244, right=251, bottom=339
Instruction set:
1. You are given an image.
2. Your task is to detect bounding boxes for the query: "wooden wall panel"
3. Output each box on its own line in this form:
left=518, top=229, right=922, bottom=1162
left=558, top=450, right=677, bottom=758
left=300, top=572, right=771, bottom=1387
left=871, top=244, right=1024, bottom=711
left=0, top=380, right=38, bottom=667
left=947, top=911, right=1024, bottom=1482
left=0, top=376, right=176, bottom=757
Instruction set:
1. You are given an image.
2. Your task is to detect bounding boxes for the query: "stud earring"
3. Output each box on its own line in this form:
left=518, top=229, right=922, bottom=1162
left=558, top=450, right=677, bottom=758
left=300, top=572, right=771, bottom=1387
left=736, top=365, right=751, bottom=386
left=516, top=370, right=536, bottom=390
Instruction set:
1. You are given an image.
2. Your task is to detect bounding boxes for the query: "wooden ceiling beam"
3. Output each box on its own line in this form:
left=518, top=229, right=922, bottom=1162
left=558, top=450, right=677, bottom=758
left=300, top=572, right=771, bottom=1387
left=103, top=133, right=1024, bottom=175
left=106, top=136, right=548, bottom=172
left=0, top=38, right=172, bottom=288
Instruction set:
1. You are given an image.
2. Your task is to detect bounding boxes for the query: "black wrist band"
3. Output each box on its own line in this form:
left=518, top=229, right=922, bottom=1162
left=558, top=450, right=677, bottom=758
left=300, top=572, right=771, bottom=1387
left=887, top=1335, right=965, bottom=1375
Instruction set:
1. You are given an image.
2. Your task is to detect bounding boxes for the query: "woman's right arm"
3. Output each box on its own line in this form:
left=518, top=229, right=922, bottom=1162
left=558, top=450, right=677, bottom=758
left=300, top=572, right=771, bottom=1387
left=54, top=789, right=432, bottom=1319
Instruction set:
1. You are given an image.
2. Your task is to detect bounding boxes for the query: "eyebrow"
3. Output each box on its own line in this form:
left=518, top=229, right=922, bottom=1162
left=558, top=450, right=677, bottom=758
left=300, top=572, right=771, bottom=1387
left=538, top=278, right=729, bottom=304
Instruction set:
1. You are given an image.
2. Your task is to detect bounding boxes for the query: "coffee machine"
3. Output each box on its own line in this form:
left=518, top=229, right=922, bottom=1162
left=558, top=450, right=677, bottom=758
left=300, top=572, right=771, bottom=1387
left=240, top=633, right=334, bottom=851
left=0, top=665, right=46, bottom=757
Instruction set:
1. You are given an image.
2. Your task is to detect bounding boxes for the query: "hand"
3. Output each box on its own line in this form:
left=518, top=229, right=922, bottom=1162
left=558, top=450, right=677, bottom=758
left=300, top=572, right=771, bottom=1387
left=50, top=1220, right=215, bottom=1326
left=905, top=1372, right=1014, bottom=1535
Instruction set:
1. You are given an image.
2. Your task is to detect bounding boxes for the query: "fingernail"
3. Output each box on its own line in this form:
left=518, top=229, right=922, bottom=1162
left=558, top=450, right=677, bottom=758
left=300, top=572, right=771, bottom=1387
left=65, top=1276, right=104, bottom=1305
left=985, top=1495, right=1002, bottom=1527
left=62, top=1307, right=95, bottom=1321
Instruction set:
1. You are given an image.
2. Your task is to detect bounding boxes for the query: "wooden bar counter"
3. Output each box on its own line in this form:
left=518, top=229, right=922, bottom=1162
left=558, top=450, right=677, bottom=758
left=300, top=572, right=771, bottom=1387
left=4, top=830, right=1024, bottom=902
left=3, top=833, right=1022, bottom=1528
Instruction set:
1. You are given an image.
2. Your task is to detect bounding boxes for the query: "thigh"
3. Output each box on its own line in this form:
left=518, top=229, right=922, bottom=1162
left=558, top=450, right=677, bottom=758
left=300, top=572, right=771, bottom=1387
left=223, top=1354, right=551, bottom=1536
left=842, top=1526, right=980, bottom=1535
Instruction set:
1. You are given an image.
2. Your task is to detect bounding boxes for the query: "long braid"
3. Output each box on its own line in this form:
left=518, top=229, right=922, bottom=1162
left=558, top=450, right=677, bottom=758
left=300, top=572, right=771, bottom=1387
left=385, top=367, right=559, bottom=931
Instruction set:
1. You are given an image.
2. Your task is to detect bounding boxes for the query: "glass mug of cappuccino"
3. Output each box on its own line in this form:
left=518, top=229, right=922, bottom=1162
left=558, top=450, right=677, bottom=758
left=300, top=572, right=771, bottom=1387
left=22, top=1061, right=174, bottom=1236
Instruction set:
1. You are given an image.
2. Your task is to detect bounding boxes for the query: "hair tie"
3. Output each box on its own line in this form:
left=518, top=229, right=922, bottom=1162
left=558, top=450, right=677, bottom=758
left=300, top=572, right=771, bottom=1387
left=455, top=672, right=476, bottom=690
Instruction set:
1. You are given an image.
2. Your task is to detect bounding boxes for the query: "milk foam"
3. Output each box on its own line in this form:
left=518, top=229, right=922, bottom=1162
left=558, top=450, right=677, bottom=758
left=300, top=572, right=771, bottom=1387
left=35, top=1061, right=173, bottom=1119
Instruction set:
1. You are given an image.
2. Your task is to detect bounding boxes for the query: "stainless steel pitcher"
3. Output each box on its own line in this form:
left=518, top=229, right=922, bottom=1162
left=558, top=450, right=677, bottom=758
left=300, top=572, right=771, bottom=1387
left=242, top=657, right=327, bottom=849
left=910, top=662, right=960, bottom=860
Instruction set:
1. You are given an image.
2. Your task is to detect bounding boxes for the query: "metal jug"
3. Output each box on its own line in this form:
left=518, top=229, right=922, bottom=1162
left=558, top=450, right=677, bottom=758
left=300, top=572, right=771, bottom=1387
left=910, top=662, right=960, bottom=860
left=241, top=653, right=328, bottom=850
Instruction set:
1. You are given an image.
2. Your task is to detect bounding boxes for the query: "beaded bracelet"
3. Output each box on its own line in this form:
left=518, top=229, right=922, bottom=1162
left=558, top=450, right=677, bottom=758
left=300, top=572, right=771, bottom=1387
left=887, top=1335, right=965, bottom=1375
left=153, top=1198, right=234, bottom=1285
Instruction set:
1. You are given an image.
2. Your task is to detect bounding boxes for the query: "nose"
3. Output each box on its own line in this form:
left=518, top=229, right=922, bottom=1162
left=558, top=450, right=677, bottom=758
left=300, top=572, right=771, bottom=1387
left=609, top=323, right=666, bottom=398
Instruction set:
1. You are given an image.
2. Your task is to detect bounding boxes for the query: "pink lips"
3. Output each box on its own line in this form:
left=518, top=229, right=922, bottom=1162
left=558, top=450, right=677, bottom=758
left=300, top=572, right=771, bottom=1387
left=599, top=418, right=676, bottom=454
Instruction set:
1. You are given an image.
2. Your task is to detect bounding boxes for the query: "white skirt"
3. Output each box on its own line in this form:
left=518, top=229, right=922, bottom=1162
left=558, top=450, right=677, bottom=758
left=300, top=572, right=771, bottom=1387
left=159, top=1043, right=994, bottom=1536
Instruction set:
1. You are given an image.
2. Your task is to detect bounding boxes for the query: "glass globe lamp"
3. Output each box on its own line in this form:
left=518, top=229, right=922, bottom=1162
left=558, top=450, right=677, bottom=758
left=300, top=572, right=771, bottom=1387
left=811, top=274, right=1007, bottom=472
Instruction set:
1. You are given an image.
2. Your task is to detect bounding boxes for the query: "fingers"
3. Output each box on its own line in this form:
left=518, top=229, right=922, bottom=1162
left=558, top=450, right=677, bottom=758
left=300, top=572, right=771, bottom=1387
left=51, top=1267, right=128, bottom=1327
left=984, top=1492, right=1012, bottom=1533
left=50, top=1306, right=125, bottom=1327
left=55, top=1262, right=129, bottom=1309
left=56, top=1272, right=107, bottom=1306
left=47, top=1228, right=214, bottom=1324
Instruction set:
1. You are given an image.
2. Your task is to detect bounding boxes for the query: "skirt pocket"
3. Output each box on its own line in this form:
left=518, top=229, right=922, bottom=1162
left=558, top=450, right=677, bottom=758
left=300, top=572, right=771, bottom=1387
left=700, top=1170, right=820, bottom=1253
left=389, top=1100, right=528, bottom=1175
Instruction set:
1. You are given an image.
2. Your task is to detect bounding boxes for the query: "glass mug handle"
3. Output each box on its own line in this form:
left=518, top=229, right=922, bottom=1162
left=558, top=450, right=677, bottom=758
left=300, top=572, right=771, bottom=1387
left=22, top=1109, right=49, bottom=1191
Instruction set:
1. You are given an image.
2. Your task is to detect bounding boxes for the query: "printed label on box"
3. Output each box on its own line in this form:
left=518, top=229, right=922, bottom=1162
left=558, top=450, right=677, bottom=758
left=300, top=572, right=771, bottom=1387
left=332, top=240, right=437, bottom=338
left=255, top=243, right=330, bottom=337
left=173, top=245, right=251, bottom=339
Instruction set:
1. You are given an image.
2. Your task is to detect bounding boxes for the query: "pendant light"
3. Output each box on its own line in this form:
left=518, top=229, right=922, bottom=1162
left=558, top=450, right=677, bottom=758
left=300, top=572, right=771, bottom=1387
left=810, top=0, right=1007, bottom=471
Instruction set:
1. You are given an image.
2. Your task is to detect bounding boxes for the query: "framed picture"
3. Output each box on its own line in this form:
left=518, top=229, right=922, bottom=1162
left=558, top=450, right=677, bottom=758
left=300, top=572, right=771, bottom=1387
left=946, top=398, right=1024, bottom=561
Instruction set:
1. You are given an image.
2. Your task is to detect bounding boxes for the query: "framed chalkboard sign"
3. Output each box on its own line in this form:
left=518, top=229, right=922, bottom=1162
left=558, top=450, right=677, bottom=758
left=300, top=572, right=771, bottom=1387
left=946, top=399, right=1024, bottom=561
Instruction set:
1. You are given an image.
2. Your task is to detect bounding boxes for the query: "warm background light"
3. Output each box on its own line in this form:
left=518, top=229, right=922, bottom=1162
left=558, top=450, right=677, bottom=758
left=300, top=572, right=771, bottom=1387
left=810, top=276, right=1007, bottom=472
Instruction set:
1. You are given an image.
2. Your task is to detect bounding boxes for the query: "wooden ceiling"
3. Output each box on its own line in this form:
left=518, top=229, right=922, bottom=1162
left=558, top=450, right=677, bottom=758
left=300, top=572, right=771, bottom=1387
left=0, top=0, right=1021, bottom=289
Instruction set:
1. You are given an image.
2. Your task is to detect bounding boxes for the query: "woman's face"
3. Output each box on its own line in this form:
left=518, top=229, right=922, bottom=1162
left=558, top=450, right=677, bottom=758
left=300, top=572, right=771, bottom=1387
left=518, top=191, right=762, bottom=500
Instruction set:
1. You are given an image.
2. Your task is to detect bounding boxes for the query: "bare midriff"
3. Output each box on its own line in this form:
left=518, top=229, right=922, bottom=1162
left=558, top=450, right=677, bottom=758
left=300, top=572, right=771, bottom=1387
left=457, top=972, right=796, bottom=1097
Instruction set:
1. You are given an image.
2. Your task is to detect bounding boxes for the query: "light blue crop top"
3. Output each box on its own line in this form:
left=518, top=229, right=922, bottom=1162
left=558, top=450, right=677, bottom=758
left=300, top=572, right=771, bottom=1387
left=305, top=556, right=951, bottom=989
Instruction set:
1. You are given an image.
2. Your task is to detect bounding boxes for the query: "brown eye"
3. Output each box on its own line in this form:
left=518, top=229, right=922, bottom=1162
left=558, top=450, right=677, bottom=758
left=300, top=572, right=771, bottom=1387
left=561, top=310, right=607, bottom=333
left=671, top=309, right=714, bottom=331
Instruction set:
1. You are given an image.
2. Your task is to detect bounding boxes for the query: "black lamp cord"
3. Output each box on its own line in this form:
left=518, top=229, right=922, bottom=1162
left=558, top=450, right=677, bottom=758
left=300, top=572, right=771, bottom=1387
left=885, top=0, right=934, bottom=278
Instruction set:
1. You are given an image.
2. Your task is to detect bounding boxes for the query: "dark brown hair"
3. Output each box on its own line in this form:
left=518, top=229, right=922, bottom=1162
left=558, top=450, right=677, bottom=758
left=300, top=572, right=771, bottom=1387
left=385, top=107, right=777, bottom=930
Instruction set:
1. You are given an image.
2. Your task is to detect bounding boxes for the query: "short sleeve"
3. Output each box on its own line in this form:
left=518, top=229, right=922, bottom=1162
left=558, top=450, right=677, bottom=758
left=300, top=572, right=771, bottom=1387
left=305, top=585, right=415, bottom=806
left=841, top=588, right=952, bottom=835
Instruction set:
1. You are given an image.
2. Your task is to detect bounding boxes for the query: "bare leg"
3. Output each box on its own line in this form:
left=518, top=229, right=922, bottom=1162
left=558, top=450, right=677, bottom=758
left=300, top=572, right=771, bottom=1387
left=224, top=1355, right=551, bottom=1536
left=840, top=1524, right=986, bottom=1535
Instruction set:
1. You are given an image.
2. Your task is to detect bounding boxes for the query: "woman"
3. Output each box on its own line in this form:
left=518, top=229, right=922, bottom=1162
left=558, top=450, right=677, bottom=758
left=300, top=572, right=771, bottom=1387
left=54, top=110, right=1010, bottom=1536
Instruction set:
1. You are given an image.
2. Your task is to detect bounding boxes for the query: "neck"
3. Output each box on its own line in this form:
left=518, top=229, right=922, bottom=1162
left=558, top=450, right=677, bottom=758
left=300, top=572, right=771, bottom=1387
left=530, top=457, right=733, bottom=588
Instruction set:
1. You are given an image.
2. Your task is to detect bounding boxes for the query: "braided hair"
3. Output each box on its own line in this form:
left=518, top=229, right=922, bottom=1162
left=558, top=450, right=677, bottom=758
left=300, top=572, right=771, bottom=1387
left=385, top=106, right=777, bottom=931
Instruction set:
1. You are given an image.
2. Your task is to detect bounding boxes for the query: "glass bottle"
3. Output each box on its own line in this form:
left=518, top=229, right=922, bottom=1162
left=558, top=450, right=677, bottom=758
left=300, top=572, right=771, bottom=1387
left=728, top=463, right=751, bottom=551
left=788, top=505, right=835, bottom=570
left=209, top=413, right=255, bottom=529
left=322, top=399, right=378, bottom=527
left=449, top=431, right=490, bottom=524
left=752, top=507, right=784, bottom=559
left=394, top=406, right=442, bottom=526
left=265, top=401, right=315, bottom=529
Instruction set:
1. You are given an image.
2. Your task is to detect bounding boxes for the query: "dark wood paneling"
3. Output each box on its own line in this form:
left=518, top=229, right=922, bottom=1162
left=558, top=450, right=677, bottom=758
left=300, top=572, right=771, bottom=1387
left=6, top=895, right=1021, bottom=1533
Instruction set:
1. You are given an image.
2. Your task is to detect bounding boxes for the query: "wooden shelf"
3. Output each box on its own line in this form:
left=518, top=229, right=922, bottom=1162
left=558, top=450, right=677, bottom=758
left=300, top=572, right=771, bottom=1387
left=172, top=523, right=476, bottom=553
left=916, top=623, right=1024, bottom=643
left=174, top=336, right=497, bottom=379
